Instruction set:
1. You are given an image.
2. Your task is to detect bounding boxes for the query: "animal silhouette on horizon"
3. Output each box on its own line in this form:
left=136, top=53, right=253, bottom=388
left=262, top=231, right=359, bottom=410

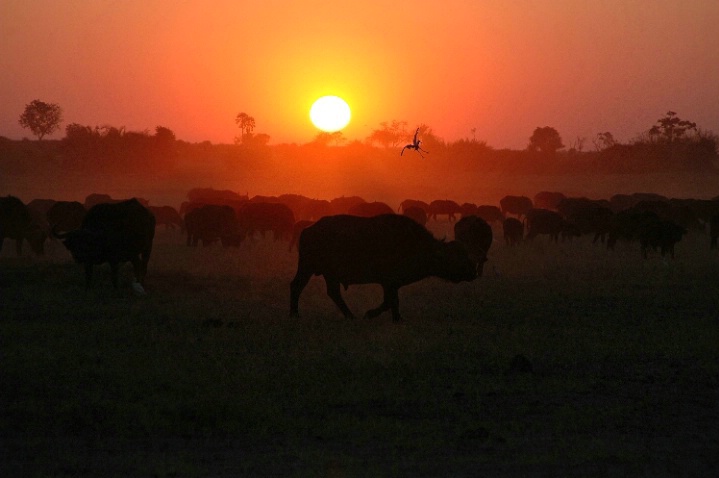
left=401, top=128, right=429, bottom=159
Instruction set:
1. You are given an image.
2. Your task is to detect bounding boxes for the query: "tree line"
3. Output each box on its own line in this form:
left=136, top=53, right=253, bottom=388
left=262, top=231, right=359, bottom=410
left=9, top=99, right=719, bottom=175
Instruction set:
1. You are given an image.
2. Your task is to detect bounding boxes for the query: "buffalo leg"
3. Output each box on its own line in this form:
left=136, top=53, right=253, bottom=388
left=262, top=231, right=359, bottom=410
left=289, top=268, right=312, bottom=317
left=365, top=285, right=401, bottom=321
left=15, top=238, right=23, bottom=256
left=138, top=240, right=152, bottom=285
left=131, top=256, right=147, bottom=285
left=324, top=277, right=355, bottom=319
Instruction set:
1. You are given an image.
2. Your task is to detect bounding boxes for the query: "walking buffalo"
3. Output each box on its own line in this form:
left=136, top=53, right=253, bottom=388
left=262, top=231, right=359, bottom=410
left=428, top=199, right=462, bottom=221
left=290, top=214, right=477, bottom=321
left=53, top=198, right=155, bottom=289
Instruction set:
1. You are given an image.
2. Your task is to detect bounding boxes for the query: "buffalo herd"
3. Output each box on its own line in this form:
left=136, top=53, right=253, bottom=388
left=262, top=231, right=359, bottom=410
left=3, top=189, right=719, bottom=318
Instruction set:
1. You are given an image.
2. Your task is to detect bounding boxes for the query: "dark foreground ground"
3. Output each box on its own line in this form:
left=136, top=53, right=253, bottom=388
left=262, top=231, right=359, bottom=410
left=2, top=225, right=719, bottom=477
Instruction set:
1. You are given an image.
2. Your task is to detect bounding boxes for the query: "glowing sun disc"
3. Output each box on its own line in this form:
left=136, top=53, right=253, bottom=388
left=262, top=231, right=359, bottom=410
left=310, top=96, right=351, bottom=132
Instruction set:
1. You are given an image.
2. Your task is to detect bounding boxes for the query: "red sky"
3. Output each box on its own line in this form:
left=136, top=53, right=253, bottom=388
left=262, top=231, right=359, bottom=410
left=2, top=0, right=718, bottom=148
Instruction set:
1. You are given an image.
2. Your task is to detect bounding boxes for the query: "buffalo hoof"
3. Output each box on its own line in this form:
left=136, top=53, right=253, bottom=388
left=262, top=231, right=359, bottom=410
left=131, top=281, right=146, bottom=296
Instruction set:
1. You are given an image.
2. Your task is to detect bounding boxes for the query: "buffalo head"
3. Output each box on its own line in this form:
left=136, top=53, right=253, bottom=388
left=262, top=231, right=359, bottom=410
left=432, top=240, right=478, bottom=283
left=53, top=227, right=104, bottom=264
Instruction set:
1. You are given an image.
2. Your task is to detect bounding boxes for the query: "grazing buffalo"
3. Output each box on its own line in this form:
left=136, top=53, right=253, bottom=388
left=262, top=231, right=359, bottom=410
left=503, top=217, right=524, bottom=246
left=476, top=205, right=505, bottom=224
left=27, top=198, right=57, bottom=217
left=398, top=199, right=430, bottom=214
left=402, top=206, right=428, bottom=226
left=608, top=194, right=635, bottom=213
left=187, top=187, right=248, bottom=205
left=428, top=199, right=462, bottom=221
left=179, top=201, right=208, bottom=218
left=47, top=201, right=86, bottom=232
left=148, top=205, right=184, bottom=230
left=525, top=208, right=568, bottom=243
left=270, top=194, right=331, bottom=221
left=533, top=191, right=567, bottom=211
left=54, top=198, right=155, bottom=289
left=84, top=193, right=149, bottom=210
left=237, top=202, right=295, bottom=241
left=558, top=198, right=613, bottom=243
left=302, top=199, right=333, bottom=221
left=84, top=193, right=115, bottom=209
left=459, top=203, right=479, bottom=217
left=0, top=195, right=47, bottom=256
left=348, top=201, right=394, bottom=217
left=330, top=196, right=366, bottom=215
left=607, top=210, right=661, bottom=253
left=454, top=215, right=493, bottom=275
left=639, top=219, right=687, bottom=259
left=500, top=195, right=533, bottom=219
left=184, top=204, right=238, bottom=246
left=290, top=214, right=477, bottom=321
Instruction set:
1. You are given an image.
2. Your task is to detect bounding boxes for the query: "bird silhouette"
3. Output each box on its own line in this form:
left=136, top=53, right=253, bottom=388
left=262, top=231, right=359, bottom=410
left=401, top=128, right=429, bottom=158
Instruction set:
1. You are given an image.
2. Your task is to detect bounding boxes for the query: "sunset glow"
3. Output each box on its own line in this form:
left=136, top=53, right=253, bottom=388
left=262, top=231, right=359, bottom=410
left=309, top=96, right=351, bottom=132
left=1, top=1, right=716, bottom=147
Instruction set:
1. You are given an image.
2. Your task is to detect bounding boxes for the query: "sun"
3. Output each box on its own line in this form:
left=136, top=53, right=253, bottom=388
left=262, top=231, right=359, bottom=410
left=309, top=96, right=351, bottom=132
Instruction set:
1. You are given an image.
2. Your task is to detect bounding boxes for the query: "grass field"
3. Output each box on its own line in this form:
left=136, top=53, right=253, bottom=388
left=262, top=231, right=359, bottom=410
left=2, top=223, right=719, bottom=477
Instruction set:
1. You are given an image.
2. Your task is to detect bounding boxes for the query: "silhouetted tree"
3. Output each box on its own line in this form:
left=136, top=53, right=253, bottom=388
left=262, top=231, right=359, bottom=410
left=154, top=126, right=176, bottom=143
left=593, top=132, right=616, bottom=151
left=18, top=99, right=63, bottom=140
left=314, top=131, right=346, bottom=146
left=567, top=136, right=587, bottom=154
left=528, top=126, right=564, bottom=154
left=367, top=120, right=408, bottom=148
left=235, top=112, right=256, bottom=144
left=413, top=124, right=444, bottom=154
left=153, top=126, right=177, bottom=164
left=251, top=133, right=271, bottom=146
left=64, top=123, right=95, bottom=144
left=649, top=111, right=697, bottom=143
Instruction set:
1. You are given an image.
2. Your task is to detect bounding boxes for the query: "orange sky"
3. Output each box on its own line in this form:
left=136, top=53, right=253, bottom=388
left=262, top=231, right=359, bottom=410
left=2, top=0, right=718, bottom=148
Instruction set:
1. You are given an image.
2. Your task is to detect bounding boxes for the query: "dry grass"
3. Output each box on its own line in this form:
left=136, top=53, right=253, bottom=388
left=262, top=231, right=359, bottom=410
left=2, top=224, right=719, bottom=477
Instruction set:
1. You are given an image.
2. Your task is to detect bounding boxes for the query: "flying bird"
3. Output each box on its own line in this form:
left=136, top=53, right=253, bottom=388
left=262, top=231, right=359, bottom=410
left=401, top=128, right=429, bottom=159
